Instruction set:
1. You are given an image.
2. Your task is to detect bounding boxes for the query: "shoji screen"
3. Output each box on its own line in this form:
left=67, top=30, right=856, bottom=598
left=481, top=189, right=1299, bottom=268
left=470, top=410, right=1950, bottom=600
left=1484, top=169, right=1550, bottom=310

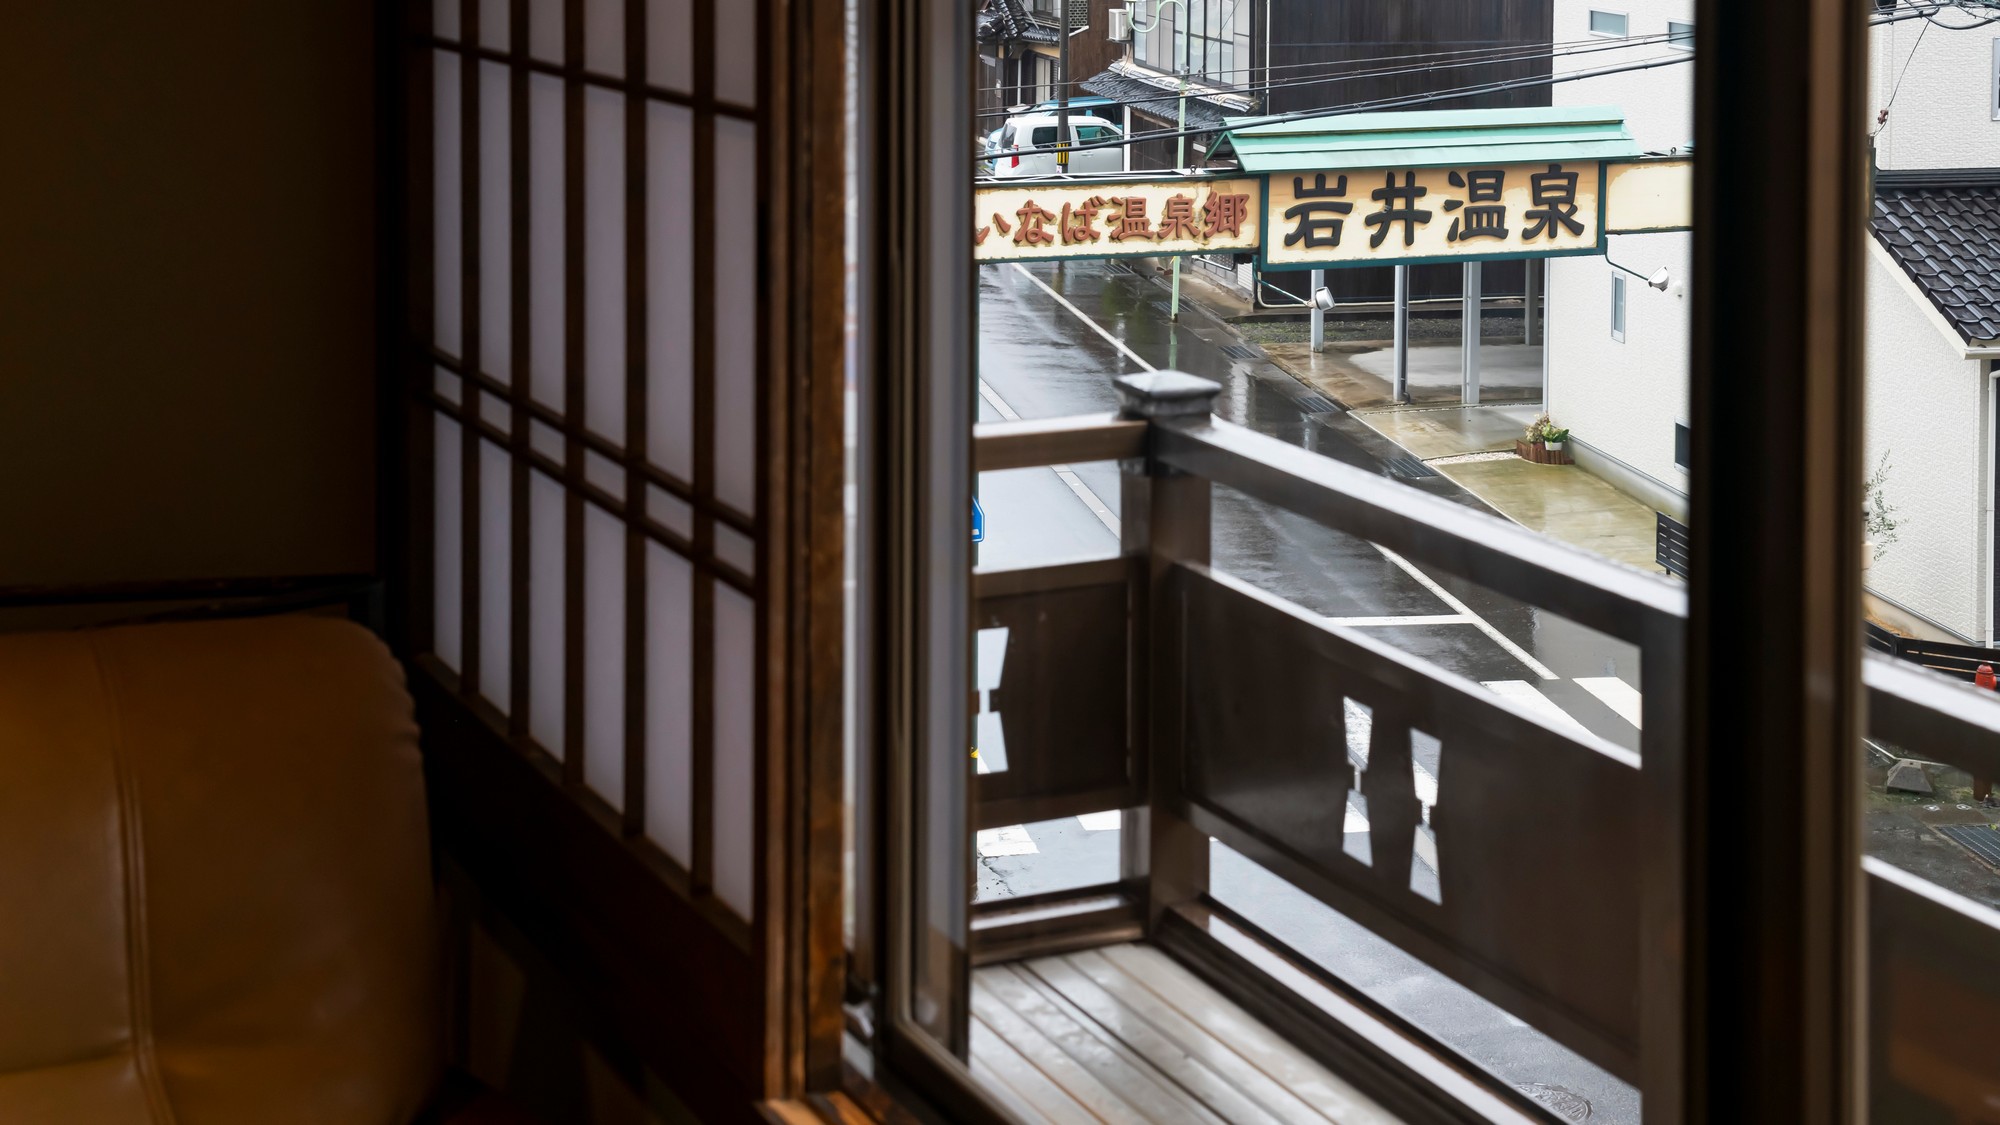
left=415, top=0, right=764, bottom=936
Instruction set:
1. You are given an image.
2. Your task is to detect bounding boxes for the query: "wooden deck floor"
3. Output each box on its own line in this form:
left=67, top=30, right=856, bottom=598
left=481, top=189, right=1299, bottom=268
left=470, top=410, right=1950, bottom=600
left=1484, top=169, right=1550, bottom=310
left=970, top=944, right=1403, bottom=1124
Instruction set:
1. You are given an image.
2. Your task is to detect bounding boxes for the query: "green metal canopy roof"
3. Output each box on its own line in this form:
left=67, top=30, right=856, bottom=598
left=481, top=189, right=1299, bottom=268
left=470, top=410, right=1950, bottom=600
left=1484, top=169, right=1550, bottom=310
left=1221, top=106, right=1641, bottom=172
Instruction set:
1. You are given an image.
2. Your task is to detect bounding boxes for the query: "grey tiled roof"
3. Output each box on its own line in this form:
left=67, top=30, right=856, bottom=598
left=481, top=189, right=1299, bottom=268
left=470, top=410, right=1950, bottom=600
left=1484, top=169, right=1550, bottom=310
left=1873, top=173, right=2000, bottom=343
left=1079, top=67, right=1233, bottom=132
left=977, top=0, right=1060, bottom=46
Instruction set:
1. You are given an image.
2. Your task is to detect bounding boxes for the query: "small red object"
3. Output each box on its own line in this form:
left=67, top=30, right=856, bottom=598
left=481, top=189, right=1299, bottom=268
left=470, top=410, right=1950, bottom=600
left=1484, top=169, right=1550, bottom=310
left=1977, top=664, right=1996, bottom=691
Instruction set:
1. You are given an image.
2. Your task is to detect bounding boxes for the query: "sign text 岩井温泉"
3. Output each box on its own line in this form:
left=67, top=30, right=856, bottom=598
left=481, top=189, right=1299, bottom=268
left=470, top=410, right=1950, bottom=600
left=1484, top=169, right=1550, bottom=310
left=973, top=179, right=1263, bottom=263
left=1262, top=161, right=1604, bottom=270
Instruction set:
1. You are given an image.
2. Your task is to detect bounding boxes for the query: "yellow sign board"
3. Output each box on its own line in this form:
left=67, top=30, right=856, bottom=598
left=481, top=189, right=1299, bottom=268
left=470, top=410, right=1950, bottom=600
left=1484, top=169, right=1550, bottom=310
left=974, top=178, right=1264, bottom=264
left=1261, top=161, right=1604, bottom=269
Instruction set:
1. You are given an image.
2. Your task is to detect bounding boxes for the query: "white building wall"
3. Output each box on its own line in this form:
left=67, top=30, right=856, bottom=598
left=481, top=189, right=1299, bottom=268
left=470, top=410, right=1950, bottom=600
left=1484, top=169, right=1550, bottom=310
left=1545, top=2, right=1697, bottom=513
left=1544, top=234, right=1692, bottom=509
left=1870, top=15, right=2000, bottom=172
left=1551, top=0, right=1694, bottom=154
left=1863, top=250, right=1988, bottom=641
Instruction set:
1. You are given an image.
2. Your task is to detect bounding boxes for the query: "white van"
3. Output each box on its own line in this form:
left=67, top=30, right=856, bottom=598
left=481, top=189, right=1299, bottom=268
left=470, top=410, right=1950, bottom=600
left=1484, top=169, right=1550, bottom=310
left=983, top=112, right=1124, bottom=178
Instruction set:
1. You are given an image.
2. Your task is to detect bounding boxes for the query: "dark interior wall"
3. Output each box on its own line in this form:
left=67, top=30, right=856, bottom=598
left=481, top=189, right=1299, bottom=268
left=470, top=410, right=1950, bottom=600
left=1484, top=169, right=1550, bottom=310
left=0, top=4, right=379, bottom=589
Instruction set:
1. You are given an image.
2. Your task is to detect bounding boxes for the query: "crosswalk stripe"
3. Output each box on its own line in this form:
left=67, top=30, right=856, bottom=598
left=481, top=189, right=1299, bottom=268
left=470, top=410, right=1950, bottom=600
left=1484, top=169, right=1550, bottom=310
left=1575, top=676, right=1644, bottom=729
left=1483, top=679, right=1592, bottom=735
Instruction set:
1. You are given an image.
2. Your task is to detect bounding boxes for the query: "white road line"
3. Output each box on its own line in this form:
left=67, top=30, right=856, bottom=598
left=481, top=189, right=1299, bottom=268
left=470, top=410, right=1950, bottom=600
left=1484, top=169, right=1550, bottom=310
left=1575, top=676, right=1643, bottom=729
left=1377, top=545, right=1560, bottom=680
left=1323, top=614, right=1473, bottom=628
left=1483, top=680, right=1591, bottom=734
left=1011, top=263, right=1157, bottom=372
left=979, top=376, right=1121, bottom=538
left=977, top=825, right=1039, bottom=857
left=1076, top=811, right=1122, bottom=831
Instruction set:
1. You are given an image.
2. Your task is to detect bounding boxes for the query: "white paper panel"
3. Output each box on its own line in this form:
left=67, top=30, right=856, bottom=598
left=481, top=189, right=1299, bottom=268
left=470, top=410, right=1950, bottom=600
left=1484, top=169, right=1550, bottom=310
left=714, top=523, right=755, bottom=577
left=480, top=0, right=509, bottom=49
left=480, top=61, right=512, bottom=382
left=646, top=0, right=693, bottom=93
left=585, top=448, right=624, bottom=495
left=713, top=118, right=758, bottom=514
left=646, top=103, right=695, bottom=481
left=529, top=470, right=567, bottom=759
left=479, top=439, right=512, bottom=712
left=434, top=0, right=460, bottom=40
left=584, top=502, right=627, bottom=811
left=585, top=86, right=627, bottom=442
left=480, top=392, right=511, bottom=430
left=585, top=0, right=624, bottom=77
left=434, top=366, right=462, bottom=404
left=714, top=0, right=757, bottom=106
left=712, top=583, right=757, bottom=921
left=529, top=73, right=566, bottom=410
left=644, top=542, right=695, bottom=864
left=434, top=413, right=464, bottom=672
left=530, top=417, right=565, bottom=463
left=530, top=0, right=563, bottom=62
left=433, top=51, right=463, bottom=358
left=646, top=485, right=694, bottom=539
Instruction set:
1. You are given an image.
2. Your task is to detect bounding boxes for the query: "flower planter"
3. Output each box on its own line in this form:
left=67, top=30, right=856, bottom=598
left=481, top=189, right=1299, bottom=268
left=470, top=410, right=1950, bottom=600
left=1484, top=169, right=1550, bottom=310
left=1515, top=439, right=1573, bottom=465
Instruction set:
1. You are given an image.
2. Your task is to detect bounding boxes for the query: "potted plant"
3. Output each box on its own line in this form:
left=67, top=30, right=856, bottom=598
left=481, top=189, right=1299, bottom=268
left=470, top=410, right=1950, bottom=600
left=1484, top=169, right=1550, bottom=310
left=1521, top=413, right=1552, bottom=459
left=1544, top=425, right=1570, bottom=454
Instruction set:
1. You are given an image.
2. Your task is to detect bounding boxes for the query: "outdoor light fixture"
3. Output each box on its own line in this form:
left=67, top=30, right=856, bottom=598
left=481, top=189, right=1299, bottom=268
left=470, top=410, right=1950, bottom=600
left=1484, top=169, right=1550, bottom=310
left=1312, top=287, right=1336, bottom=311
left=1607, top=254, right=1672, bottom=291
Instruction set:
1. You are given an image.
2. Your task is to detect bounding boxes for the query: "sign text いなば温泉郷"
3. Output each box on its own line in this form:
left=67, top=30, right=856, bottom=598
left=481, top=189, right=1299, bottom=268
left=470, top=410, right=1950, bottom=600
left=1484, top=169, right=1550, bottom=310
left=973, top=179, right=1264, bottom=264
left=1262, top=161, right=1605, bottom=270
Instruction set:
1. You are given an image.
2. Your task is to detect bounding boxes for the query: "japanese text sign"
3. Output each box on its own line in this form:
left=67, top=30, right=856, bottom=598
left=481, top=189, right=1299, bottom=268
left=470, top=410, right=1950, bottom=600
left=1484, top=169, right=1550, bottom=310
left=1262, top=161, right=1603, bottom=269
left=973, top=179, right=1263, bottom=263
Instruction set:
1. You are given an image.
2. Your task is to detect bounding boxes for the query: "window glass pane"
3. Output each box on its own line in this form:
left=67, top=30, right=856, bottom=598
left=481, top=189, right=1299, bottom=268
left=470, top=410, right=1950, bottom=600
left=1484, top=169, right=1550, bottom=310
left=647, top=0, right=693, bottom=93
left=479, top=438, right=513, bottom=713
left=529, top=469, right=567, bottom=760
left=530, top=0, right=563, bottom=63
left=713, top=583, right=758, bottom=920
left=584, top=85, right=626, bottom=442
left=1589, top=10, right=1628, bottom=36
left=480, top=61, right=511, bottom=384
left=1074, top=124, right=1118, bottom=143
left=644, top=542, right=695, bottom=864
left=647, top=103, right=696, bottom=480
left=433, top=50, right=462, bottom=358
left=583, top=503, right=626, bottom=812
left=713, top=116, right=759, bottom=515
left=434, top=412, right=464, bottom=673
left=1030, top=126, right=1057, bottom=147
left=1669, top=20, right=1695, bottom=49
left=530, top=73, right=566, bottom=410
left=586, top=0, right=623, bottom=76
left=715, top=0, right=758, bottom=105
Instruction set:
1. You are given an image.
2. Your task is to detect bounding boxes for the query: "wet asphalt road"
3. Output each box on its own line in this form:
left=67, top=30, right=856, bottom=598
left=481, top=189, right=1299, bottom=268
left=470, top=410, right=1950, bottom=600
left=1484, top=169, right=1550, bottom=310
left=973, top=258, right=1643, bottom=1123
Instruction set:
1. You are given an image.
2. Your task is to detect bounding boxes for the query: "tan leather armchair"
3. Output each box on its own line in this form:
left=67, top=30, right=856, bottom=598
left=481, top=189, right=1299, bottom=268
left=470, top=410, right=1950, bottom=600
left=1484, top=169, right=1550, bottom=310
left=0, top=615, right=504, bottom=1124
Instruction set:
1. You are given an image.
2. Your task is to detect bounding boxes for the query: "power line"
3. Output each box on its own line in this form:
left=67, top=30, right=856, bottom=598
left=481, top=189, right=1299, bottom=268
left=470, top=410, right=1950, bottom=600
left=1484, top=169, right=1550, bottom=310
left=975, top=0, right=1968, bottom=167
left=976, top=28, right=1688, bottom=116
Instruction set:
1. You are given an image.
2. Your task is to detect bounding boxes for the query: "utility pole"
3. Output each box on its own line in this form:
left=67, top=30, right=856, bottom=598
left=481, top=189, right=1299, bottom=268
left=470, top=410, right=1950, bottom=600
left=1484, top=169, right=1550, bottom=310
left=1057, top=0, right=1070, bottom=174
left=1169, top=8, right=1189, bottom=321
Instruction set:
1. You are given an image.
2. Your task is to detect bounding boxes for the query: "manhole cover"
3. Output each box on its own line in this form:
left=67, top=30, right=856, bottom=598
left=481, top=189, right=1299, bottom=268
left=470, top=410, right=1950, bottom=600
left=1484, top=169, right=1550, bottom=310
left=1217, top=342, right=1262, bottom=360
left=1515, top=1083, right=1592, bottom=1121
left=1936, top=823, right=2000, bottom=866
left=1291, top=391, right=1344, bottom=414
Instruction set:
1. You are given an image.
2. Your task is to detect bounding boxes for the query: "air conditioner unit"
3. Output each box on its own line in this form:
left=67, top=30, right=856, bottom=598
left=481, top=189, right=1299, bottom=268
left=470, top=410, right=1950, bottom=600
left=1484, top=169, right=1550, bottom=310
left=1108, top=7, right=1132, bottom=42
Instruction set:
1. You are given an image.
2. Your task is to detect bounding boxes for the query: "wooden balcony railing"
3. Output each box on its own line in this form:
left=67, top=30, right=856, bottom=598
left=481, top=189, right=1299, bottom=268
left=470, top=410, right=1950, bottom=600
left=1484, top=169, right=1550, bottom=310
left=969, top=371, right=2000, bottom=1119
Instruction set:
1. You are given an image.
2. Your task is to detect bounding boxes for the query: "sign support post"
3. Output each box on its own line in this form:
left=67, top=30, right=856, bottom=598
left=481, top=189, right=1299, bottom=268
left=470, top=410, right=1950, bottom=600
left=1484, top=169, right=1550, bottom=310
left=1393, top=265, right=1410, bottom=404
left=1462, top=261, right=1482, bottom=405
left=1309, top=268, right=1325, bottom=353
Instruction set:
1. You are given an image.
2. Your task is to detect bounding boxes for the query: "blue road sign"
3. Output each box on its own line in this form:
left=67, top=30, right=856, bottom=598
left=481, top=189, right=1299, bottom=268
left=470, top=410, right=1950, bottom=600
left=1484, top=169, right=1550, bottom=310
left=972, top=497, right=986, bottom=544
